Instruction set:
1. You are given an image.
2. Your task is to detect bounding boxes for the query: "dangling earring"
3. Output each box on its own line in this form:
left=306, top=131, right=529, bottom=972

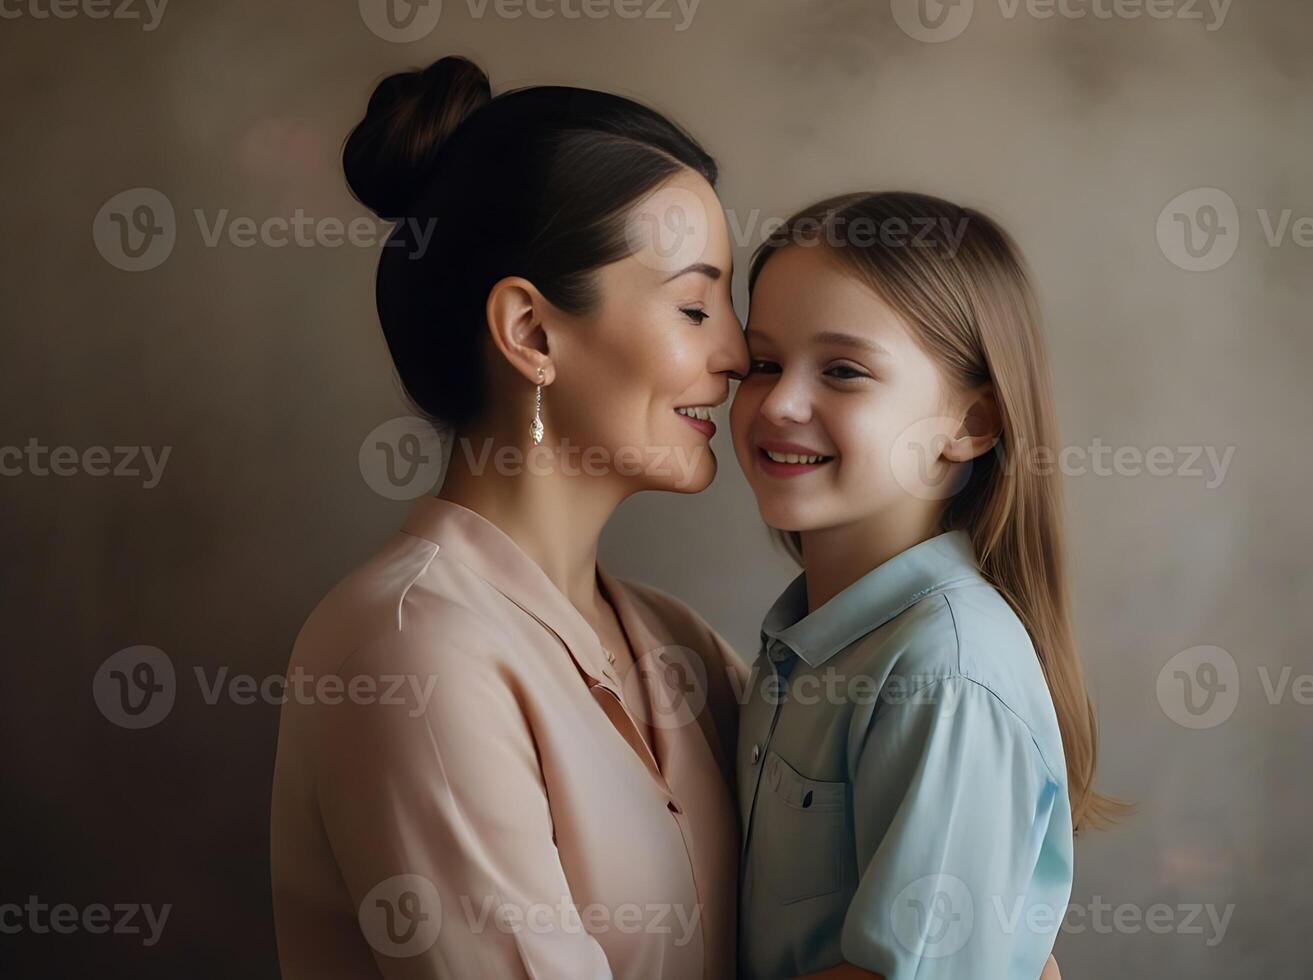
left=530, top=367, right=545, bottom=446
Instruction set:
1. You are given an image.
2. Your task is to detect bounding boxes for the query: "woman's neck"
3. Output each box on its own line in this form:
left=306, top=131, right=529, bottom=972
left=797, top=502, right=946, bottom=613
left=436, top=426, right=627, bottom=613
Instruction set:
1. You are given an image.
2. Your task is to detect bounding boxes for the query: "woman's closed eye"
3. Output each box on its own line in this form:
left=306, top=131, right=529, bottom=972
left=680, top=306, right=710, bottom=325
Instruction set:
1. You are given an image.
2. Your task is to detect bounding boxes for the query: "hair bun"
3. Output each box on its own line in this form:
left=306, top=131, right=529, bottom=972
left=343, top=55, right=491, bottom=221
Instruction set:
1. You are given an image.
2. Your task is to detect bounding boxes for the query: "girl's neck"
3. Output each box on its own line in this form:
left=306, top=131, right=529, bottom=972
left=436, top=425, right=627, bottom=614
left=798, top=503, right=947, bottom=613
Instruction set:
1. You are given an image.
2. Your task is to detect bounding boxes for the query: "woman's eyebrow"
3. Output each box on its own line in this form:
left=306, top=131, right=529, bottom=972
left=662, top=262, right=723, bottom=283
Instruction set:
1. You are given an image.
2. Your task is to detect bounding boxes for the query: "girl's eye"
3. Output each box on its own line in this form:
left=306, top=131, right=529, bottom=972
left=748, top=358, right=781, bottom=375
left=680, top=307, right=709, bottom=325
left=825, top=364, right=869, bottom=381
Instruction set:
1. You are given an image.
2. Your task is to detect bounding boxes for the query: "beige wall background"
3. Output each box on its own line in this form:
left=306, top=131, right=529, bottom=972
left=2, top=0, right=1309, bottom=975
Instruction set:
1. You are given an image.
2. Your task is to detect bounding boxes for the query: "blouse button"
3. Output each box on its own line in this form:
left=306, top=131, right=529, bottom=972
left=750, top=743, right=761, bottom=765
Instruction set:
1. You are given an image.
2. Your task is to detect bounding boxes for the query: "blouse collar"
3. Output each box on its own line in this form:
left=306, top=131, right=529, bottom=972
left=400, top=495, right=638, bottom=693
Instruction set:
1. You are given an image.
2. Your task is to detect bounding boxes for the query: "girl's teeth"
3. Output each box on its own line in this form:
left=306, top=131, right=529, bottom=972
left=764, top=450, right=829, bottom=464
left=676, top=406, right=713, bottom=421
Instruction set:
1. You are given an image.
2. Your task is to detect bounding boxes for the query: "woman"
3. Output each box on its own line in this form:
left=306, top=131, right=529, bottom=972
left=270, top=56, right=749, bottom=979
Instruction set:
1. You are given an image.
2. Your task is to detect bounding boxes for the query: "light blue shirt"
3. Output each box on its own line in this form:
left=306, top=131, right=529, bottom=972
left=737, top=530, right=1074, bottom=979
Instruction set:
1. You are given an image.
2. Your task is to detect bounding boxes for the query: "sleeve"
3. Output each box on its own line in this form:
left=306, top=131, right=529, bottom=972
left=308, top=626, right=613, bottom=980
left=839, top=674, right=1066, bottom=980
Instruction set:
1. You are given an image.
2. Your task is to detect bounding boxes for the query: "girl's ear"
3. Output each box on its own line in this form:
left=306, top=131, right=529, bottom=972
left=942, top=385, right=1002, bottom=463
left=485, top=275, right=555, bottom=385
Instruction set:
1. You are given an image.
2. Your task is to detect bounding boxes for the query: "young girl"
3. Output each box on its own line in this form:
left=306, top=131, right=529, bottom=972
left=730, top=191, right=1121, bottom=980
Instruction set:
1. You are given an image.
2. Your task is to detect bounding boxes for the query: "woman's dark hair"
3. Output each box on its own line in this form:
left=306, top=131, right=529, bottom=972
left=343, top=55, right=718, bottom=430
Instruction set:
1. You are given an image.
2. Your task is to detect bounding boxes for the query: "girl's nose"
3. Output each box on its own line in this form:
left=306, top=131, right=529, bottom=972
left=758, top=370, right=812, bottom=425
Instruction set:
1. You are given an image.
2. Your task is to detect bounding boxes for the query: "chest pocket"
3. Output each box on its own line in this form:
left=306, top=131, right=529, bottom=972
left=754, top=750, right=850, bottom=905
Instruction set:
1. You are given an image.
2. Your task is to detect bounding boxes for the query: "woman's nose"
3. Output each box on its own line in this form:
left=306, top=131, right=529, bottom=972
left=708, top=316, right=749, bottom=380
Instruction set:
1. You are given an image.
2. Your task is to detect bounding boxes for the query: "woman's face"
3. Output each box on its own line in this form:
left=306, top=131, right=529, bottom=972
left=544, top=168, right=748, bottom=494
left=730, top=243, right=963, bottom=534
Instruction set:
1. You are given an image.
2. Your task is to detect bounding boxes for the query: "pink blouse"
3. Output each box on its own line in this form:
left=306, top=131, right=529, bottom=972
left=271, top=496, right=745, bottom=979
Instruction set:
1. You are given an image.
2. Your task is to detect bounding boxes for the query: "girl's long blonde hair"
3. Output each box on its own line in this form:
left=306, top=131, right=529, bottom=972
left=749, top=191, right=1128, bottom=834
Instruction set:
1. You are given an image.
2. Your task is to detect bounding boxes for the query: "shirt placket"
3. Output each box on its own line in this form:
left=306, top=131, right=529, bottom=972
left=740, top=636, right=795, bottom=859
left=586, top=629, right=705, bottom=971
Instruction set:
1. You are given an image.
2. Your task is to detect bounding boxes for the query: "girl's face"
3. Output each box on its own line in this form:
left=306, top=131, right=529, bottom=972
left=730, top=243, right=966, bottom=534
left=544, top=169, right=748, bottom=493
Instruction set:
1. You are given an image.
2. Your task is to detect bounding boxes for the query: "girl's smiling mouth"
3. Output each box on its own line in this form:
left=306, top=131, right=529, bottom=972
left=755, top=439, right=835, bottom=477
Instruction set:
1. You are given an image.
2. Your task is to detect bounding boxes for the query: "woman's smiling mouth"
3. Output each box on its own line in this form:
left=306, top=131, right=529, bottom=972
left=675, top=405, right=717, bottom=437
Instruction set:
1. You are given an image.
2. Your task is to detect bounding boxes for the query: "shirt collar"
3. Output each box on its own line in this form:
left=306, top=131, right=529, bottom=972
left=400, top=495, right=622, bottom=690
left=760, top=529, right=984, bottom=669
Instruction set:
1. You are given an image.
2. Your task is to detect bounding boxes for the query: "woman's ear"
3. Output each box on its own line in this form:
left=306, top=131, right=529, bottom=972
left=942, top=385, right=1001, bottom=463
left=485, top=276, right=555, bottom=385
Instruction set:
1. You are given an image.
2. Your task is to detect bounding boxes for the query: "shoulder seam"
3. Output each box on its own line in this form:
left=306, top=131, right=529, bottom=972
left=941, top=589, right=1062, bottom=782
left=396, top=539, right=441, bottom=633
left=941, top=591, right=964, bottom=676
left=901, top=668, right=1065, bottom=788
left=330, top=539, right=442, bottom=676
left=881, top=591, right=962, bottom=694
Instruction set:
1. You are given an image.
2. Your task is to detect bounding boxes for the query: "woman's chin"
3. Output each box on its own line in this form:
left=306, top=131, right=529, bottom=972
left=663, top=454, right=716, bottom=494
